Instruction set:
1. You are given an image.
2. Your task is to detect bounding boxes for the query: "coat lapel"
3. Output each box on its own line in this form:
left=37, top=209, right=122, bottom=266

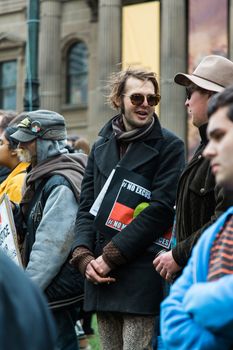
left=119, top=141, right=159, bottom=171
left=95, top=135, right=120, bottom=178
left=95, top=136, right=160, bottom=178
left=95, top=113, right=163, bottom=178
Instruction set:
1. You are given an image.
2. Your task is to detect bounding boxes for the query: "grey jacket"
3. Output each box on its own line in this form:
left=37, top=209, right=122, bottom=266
left=25, top=181, right=78, bottom=290
left=15, top=139, right=84, bottom=291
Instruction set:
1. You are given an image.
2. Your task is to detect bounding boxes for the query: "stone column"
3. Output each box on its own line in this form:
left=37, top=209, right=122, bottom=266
left=89, top=0, right=121, bottom=141
left=39, top=0, right=61, bottom=112
left=160, top=0, right=187, bottom=143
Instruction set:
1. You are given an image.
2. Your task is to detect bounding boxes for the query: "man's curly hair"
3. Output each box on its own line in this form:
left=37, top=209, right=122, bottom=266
left=106, top=68, right=161, bottom=110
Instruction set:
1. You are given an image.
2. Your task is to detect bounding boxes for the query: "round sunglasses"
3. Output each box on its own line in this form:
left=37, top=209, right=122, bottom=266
left=124, top=93, right=160, bottom=106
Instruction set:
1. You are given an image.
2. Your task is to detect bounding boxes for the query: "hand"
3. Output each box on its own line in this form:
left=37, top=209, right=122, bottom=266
left=153, top=250, right=181, bottom=282
left=94, top=255, right=111, bottom=276
left=85, top=257, right=116, bottom=285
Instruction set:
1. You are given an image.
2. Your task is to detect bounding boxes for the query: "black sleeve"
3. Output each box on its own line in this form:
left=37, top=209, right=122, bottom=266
left=172, top=186, right=233, bottom=267
left=72, top=144, right=97, bottom=252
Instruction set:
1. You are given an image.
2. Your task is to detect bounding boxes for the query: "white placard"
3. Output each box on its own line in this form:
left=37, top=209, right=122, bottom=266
left=0, top=194, right=22, bottom=266
left=89, top=169, right=116, bottom=216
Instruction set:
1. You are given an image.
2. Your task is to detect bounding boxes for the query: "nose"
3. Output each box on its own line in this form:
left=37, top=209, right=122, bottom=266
left=203, top=141, right=216, bottom=159
left=141, top=96, right=149, bottom=107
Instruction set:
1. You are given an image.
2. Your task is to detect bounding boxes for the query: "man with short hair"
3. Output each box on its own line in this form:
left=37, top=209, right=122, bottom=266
left=154, top=55, right=233, bottom=281
left=161, top=84, right=233, bottom=350
left=11, top=110, right=87, bottom=350
left=71, top=69, right=185, bottom=349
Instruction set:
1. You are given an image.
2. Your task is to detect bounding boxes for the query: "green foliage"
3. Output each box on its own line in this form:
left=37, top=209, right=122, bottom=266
left=88, top=314, right=101, bottom=350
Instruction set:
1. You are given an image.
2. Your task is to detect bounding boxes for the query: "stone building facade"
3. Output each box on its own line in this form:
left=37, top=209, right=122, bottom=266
left=0, top=0, right=232, bottom=145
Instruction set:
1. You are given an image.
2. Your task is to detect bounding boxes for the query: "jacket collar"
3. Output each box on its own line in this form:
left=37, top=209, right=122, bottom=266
left=199, top=123, right=208, bottom=145
left=95, top=113, right=163, bottom=178
left=194, top=206, right=233, bottom=282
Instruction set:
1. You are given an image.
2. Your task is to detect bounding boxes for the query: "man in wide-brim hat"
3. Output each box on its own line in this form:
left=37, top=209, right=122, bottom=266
left=153, top=55, right=233, bottom=282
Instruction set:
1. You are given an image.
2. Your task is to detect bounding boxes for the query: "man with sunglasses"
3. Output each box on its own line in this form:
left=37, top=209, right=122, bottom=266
left=153, top=55, right=233, bottom=283
left=71, top=68, right=185, bottom=349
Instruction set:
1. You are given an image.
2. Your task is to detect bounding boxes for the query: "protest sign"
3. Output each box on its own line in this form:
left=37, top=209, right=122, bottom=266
left=93, top=167, right=152, bottom=236
left=93, top=166, right=172, bottom=253
left=0, top=194, right=22, bottom=266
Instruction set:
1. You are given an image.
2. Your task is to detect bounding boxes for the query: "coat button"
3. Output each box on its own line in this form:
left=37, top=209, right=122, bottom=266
left=198, top=154, right=202, bottom=159
left=200, top=188, right=205, bottom=194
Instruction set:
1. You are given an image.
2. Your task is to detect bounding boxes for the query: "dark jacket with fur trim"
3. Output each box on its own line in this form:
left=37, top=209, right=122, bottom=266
left=73, top=114, right=185, bottom=315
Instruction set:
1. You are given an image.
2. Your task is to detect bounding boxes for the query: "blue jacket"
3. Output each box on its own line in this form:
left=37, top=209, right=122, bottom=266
left=161, top=207, right=233, bottom=350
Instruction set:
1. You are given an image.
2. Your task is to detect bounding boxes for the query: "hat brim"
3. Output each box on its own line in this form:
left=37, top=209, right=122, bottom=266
left=10, top=129, right=37, bottom=143
left=174, top=73, right=224, bottom=92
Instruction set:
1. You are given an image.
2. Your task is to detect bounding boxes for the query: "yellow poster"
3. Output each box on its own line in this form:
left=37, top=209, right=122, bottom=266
left=122, top=1, right=160, bottom=75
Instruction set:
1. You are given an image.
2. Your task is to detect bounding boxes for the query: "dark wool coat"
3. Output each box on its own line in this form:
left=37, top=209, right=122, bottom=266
left=74, top=115, right=185, bottom=315
left=172, top=124, right=233, bottom=267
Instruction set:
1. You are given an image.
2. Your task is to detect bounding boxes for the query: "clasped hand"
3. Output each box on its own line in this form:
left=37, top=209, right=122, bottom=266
left=85, top=255, right=116, bottom=285
left=153, top=250, right=181, bottom=282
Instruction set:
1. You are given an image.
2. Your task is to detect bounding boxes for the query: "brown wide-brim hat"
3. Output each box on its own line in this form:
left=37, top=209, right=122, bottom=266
left=174, top=55, right=233, bottom=92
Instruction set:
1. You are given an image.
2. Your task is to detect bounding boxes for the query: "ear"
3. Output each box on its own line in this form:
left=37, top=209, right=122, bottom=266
left=114, top=96, right=123, bottom=109
left=11, top=150, right=18, bottom=156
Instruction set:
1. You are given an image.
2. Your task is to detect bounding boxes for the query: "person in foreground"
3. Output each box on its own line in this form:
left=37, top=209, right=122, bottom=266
left=0, top=251, right=56, bottom=350
left=161, top=85, right=233, bottom=350
left=10, top=110, right=86, bottom=350
left=71, top=68, right=185, bottom=350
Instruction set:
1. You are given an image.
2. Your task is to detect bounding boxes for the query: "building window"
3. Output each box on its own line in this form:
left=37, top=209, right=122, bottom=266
left=66, top=42, right=88, bottom=106
left=0, top=60, right=17, bottom=109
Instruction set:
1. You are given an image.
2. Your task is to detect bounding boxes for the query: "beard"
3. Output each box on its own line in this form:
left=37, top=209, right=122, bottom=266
left=16, top=148, right=32, bottom=163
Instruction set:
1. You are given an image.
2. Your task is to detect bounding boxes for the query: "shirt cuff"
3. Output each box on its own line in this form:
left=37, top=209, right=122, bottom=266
left=102, top=241, right=127, bottom=269
left=70, top=247, right=94, bottom=275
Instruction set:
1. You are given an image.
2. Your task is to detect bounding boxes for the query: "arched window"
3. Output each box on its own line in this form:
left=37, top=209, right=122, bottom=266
left=66, top=42, right=88, bottom=106
left=0, top=60, right=17, bottom=109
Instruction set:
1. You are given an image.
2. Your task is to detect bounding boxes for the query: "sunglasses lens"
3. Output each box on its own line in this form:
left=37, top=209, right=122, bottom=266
left=147, top=95, right=157, bottom=106
left=130, top=94, right=158, bottom=106
left=130, top=94, right=144, bottom=106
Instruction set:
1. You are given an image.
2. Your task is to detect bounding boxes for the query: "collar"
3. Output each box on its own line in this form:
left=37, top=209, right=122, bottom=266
left=199, top=123, right=208, bottom=145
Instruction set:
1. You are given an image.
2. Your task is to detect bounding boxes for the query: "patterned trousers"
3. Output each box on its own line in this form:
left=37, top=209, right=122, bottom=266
left=97, top=312, right=155, bottom=350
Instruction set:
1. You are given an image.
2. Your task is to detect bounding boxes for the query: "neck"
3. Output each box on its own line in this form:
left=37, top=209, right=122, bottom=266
left=7, top=159, right=21, bottom=171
